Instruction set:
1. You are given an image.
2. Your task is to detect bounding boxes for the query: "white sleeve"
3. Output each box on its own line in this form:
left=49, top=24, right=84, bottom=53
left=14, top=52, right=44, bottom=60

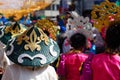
left=2, top=52, right=11, bottom=68
left=0, top=49, right=4, bottom=68
left=48, top=66, right=58, bottom=80
left=2, top=66, right=13, bottom=80
left=0, top=47, right=11, bottom=69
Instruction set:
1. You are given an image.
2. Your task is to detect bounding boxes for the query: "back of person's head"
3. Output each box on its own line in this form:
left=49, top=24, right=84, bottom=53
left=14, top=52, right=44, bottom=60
left=70, top=33, right=86, bottom=50
left=105, top=21, right=120, bottom=53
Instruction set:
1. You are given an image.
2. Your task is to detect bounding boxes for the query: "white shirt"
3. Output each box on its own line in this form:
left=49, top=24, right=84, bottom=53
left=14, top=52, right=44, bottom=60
left=0, top=42, right=11, bottom=69
left=2, top=64, right=58, bottom=80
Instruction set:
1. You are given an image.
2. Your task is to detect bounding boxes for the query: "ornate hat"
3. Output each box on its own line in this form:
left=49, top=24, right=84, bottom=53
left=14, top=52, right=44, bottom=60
left=0, top=22, right=26, bottom=45
left=66, top=11, right=94, bottom=40
left=5, top=26, right=60, bottom=67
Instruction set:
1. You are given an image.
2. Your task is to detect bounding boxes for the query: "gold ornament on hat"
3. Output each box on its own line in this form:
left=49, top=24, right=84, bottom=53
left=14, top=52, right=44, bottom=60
left=5, top=23, right=26, bottom=38
left=91, top=0, right=120, bottom=32
left=16, top=27, right=49, bottom=52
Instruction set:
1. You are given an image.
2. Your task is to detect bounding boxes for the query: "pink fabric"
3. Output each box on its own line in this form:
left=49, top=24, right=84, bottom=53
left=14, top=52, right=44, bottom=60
left=57, top=54, right=66, bottom=76
left=91, top=53, right=120, bottom=80
left=80, top=53, right=94, bottom=80
left=57, top=52, right=88, bottom=80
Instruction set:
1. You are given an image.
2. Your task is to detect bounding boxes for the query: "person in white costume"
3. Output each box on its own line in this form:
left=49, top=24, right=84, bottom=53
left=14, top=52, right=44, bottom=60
left=2, top=64, right=57, bottom=80
left=2, top=26, right=60, bottom=80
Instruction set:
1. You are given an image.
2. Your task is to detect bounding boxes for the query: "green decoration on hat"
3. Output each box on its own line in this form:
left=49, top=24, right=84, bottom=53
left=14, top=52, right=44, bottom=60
left=0, top=22, right=26, bottom=45
left=5, top=26, right=60, bottom=67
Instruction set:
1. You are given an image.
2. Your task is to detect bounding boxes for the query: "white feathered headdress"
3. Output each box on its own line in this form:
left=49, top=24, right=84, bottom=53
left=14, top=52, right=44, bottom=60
left=66, top=11, right=93, bottom=40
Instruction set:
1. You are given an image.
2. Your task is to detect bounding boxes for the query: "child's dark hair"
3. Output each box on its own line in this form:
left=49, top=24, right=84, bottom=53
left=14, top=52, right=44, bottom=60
left=105, top=21, right=120, bottom=52
left=70, top=33, right=86, bottom=50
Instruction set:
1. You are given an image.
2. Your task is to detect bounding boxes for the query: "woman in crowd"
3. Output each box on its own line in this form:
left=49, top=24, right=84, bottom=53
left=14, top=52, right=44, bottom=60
left=91, top=21, right=120, bottom=80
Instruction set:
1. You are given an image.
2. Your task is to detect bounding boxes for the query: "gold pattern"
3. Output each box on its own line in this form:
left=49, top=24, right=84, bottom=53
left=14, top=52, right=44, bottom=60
left=70, top=49, right=82, bottom=53
left=24, top=30, right=41, bottom=52
left=4, top=24, right=26, bottom=38
left=38, top=28, right=49, bottom=45
left=17, top=31, right=29, bottom=45
left=16, top=27, right=49, bottom=52
left=91, top=0, right=120, bottom=32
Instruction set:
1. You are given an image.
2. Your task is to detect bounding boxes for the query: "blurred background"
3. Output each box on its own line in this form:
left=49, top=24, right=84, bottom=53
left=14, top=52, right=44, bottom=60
left=35, top=0, right=117, bottom=19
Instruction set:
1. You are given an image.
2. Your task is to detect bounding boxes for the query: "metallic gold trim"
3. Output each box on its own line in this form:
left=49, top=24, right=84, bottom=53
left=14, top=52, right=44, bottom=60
left=17, top=28, right=49, bottom=52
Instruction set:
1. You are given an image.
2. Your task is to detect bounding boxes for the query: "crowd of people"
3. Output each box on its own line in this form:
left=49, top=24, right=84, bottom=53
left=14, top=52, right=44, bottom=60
left=56, top=11, right=120, bottom=80
left=0, top=1, right=119, bottom=80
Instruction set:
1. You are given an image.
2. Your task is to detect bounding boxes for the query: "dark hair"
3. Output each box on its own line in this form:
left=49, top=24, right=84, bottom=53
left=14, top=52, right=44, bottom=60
left=105, top=21, right=120, bottom=52
left=70, top=33, right=86, bottom=50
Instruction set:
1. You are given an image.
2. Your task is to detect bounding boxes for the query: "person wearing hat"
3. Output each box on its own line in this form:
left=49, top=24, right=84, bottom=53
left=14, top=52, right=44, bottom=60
left=2, top=26, right=60, bottom=80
